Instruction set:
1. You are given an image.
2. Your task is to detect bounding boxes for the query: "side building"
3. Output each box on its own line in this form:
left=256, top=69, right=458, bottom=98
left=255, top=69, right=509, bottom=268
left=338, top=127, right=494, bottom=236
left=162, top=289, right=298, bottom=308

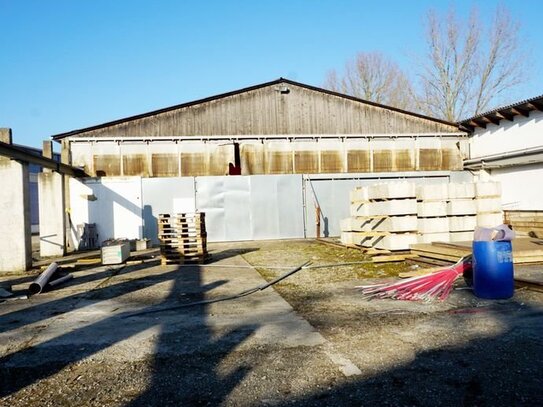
left=460, top=95, right=543, bottom=236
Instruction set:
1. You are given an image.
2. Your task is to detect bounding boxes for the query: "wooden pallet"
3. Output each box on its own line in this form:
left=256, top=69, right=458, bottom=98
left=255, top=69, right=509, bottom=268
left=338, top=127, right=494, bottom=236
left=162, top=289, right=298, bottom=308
left=158, top=212, right=208, bottom=265
left=160, top=253, right=210, bottom=265
left=409, top=238, right=543, bottom=265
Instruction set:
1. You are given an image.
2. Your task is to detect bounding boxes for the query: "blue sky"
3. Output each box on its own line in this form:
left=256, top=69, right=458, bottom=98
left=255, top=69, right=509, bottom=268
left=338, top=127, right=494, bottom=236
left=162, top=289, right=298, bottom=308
left=1, top=0, right=542, bottom=148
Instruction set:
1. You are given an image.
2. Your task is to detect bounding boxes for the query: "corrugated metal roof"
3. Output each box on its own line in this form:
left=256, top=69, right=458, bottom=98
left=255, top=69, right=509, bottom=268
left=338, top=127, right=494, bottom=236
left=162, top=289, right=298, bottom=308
left=459, top=93, right=543, bottom=128
left=52, top=78, right=459, bottom=140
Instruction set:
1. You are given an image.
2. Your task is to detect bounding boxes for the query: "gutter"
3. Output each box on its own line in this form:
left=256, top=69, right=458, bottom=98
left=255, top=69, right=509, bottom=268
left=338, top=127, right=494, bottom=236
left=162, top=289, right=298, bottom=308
left=464, top=146, right=543, bottom=170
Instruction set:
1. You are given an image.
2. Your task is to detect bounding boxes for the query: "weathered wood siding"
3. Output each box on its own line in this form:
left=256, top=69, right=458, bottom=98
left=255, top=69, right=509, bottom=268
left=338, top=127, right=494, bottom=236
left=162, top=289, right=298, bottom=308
left=70, top=138, right=464, bottom=177
left=68, top=83, right=458, bottom=139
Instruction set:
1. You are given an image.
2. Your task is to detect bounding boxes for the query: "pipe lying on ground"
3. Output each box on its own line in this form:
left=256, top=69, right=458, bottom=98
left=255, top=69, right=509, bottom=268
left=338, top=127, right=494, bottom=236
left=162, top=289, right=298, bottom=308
left=29, top=262, right=59, bottom=295
left=124, top=261, right=311, bottom=318
left=48, top=274, right=73, bottom=288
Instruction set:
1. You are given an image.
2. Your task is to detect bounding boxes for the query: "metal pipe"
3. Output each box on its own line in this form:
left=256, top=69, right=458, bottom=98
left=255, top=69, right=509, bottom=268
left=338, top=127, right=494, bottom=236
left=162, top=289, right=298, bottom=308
left=464, top=145, right=543, bottom=169
left=67, top=132, right=468, bottom=143
left=29, top=262, right=59, bottom=295
left=48, top=274, right=73, bottom=288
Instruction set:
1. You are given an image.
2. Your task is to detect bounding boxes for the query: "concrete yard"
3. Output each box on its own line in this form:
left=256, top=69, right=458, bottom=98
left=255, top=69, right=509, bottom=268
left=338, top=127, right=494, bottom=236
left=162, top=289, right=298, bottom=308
left=1, top=239, right=543, bottom=406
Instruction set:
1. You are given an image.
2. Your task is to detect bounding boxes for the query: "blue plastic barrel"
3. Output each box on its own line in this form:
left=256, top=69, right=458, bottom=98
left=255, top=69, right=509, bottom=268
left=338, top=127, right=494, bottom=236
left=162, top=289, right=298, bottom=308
left=472, top=241, right=514, bottom=299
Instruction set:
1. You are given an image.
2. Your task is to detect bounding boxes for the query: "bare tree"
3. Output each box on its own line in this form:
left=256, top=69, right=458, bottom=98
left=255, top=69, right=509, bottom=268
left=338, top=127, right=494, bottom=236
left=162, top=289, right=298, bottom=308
left=416, top=5, right=527, bottom=121
left=323, top=52, right=415, bottom=110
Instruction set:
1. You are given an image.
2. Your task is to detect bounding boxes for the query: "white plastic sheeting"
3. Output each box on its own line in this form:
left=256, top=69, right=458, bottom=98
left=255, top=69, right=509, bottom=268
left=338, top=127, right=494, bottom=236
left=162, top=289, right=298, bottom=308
left=195, top=175, right=305, bottom=242
left=68, top=172, right=473, bottom=247
left=141, top=177, right=196, bottom=244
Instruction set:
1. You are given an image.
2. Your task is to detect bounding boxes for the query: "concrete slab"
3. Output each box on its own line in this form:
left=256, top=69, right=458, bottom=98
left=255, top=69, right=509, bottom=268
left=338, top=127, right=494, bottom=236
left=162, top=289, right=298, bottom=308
left=0, top=248, right=362, bottom=376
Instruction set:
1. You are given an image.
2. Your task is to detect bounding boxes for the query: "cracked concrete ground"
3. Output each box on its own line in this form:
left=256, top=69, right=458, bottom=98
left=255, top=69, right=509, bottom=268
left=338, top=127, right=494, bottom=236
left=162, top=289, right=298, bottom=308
left=1, top=240, right=542, bottom=406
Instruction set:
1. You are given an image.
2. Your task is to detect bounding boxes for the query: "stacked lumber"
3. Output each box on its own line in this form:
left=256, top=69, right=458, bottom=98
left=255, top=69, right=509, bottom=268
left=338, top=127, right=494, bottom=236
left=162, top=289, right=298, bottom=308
left=409, top=238, right=543, bottom=266
left=158, top=212, right=209, bottom=265
left=341, top=183, right=418, bottom=251
left=416, top=184, right=449, bottom=243
left=504, top=210, right=543, bottom=237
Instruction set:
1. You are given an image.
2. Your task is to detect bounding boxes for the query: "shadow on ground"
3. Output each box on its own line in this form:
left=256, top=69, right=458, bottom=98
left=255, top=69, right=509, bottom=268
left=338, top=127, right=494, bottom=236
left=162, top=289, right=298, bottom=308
left=0, top=247, right=542, bottom=405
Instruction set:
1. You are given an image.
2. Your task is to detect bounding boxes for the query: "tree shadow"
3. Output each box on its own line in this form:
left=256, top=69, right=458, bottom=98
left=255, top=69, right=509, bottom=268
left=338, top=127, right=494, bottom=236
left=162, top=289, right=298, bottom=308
left=0, top=262, right=258, bottom=404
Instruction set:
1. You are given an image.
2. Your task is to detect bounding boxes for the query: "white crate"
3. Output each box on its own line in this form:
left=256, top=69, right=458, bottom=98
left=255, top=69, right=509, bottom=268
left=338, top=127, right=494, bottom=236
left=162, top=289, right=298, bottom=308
left=360, top=233, right=419, bottom=251
left=448, top=183, right=476, bottom=199
left=417, top=217, right=449, bottom=233
left=367, top=182, right=416, bottom=200
left=476, top=198, right=502, bottom=213
left=417, top=201, right=448, bottom=217
left=367, top=199, right=417, bottom=216
left=447, top=199, right=476, bottom=216
left=475, top=182, right=501, bottom=198
left=416, top=183, right=448, bottom=201
left=350, top=187, right=368, bottom=203
left=101, top=243, right=130, bottom=265
left=476, top=212, right=504, bottom=227
left=448, top=216, right=477, bottom=232
left=350, top=202, right=368, bottom=217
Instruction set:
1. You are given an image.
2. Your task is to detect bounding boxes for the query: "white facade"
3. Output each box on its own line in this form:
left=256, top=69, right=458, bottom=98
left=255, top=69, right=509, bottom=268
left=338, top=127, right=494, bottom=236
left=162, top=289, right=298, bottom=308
left=470, top=110, right=543, bottom=158
left=468, top=109, right=543, bottom=210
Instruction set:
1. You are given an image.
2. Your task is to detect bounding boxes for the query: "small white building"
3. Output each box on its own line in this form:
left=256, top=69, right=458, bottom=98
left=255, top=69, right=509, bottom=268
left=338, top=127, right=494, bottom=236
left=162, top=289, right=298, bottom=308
left=461, top=95, right=543, bottom=210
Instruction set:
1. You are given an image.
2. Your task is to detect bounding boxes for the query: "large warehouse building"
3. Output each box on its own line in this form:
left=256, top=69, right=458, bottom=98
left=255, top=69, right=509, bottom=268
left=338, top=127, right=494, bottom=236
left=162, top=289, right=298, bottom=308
left=51, top=78, right=471, bottom=247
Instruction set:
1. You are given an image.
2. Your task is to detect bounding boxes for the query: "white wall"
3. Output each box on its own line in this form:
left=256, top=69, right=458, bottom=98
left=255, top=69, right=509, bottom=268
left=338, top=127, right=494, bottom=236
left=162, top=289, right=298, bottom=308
left=490, top=164, right=543, bottom=210
left=470, top=110, right=543, bottom=158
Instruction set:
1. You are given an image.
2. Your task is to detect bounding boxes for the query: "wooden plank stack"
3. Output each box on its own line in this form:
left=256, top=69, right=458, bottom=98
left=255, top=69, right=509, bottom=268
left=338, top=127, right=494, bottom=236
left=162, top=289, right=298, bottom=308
left=158, top=212, right=209, bottom=265
left=504, top=210, right=543, bottom=237
left=409, top=238, right=543, bottom=266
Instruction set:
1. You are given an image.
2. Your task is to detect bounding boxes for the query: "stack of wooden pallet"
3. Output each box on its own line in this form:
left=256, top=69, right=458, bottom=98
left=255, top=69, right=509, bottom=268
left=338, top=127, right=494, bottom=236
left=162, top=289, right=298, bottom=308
left=158, top=212, right=209, bottom=265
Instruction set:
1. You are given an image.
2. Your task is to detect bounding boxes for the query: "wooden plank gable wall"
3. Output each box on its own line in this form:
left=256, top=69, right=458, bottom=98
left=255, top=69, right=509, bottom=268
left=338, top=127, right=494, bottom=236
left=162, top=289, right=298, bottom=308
left=65, top=82, right=466, bottom=177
